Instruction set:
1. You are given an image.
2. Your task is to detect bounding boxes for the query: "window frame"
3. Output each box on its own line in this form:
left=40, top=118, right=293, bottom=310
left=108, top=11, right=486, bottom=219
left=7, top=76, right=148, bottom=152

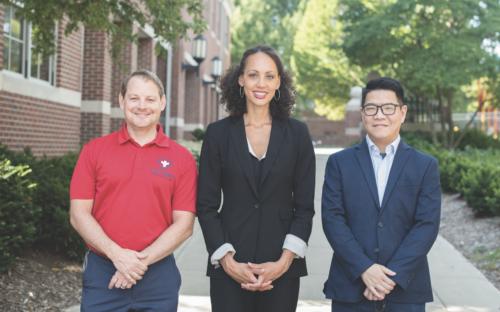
left=3, top=5, right=56, bottom=85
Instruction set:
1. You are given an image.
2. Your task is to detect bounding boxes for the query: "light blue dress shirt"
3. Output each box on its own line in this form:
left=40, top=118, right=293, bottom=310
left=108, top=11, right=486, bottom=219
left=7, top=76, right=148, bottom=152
left=366, top=135, right=401, bottom=206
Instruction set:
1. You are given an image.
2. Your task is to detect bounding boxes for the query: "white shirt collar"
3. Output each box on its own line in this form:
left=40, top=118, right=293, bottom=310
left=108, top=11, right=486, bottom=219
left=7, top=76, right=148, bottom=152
left=366, top=135, right=400, bottom=156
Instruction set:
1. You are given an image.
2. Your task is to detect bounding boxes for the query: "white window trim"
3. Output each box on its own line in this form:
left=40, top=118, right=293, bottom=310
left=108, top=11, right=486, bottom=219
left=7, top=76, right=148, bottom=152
left=3, top=5, right=57, bottom=85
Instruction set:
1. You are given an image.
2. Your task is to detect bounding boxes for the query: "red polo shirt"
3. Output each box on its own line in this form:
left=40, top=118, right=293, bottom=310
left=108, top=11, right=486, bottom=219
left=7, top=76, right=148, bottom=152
left=70, top=124, right=197, bottom=251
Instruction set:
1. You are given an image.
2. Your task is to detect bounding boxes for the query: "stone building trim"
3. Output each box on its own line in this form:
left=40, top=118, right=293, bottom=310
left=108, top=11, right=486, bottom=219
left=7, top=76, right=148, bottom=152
left=0, top=70, right=81, bottom=108
left=183, top=123, right=204, bottom=131
left=170, top=117, right=185, bottom=127
left=81, top=100, right=111, bottom=115
left=110, top=107, right=124, bottom=119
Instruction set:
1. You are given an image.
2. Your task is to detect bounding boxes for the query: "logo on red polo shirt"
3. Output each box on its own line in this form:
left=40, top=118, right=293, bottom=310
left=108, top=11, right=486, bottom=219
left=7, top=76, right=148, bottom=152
left=152, top=159, right=173, bottom=179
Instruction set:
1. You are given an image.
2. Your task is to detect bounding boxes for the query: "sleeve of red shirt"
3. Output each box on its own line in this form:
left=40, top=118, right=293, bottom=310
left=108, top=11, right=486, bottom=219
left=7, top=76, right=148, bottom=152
left=70, top=143, right=96, bottom=200
left=171, top=150, right=197, bottom=214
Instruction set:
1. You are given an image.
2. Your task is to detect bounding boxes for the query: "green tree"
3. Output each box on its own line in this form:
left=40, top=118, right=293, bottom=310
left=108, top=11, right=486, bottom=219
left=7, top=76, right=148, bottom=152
left=0, top=0, right=206, bottom=57
left=291, top=0, right=363, bottom=120
left=231, top=0, right=305, bottom=67
left=340, top=0, right=500, bottom=147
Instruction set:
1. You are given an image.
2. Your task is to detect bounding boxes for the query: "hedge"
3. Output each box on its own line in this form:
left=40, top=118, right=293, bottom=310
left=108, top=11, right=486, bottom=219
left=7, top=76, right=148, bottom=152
left=0, top=157, right=38, bottom=271
left=402, top=132, right=500, bottom=216
left=0, top=145, right=85, bottom=272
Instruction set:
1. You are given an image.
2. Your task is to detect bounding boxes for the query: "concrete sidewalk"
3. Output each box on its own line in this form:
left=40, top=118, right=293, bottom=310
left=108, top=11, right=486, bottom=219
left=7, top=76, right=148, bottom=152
left=67, top=151, right=500, bottom=312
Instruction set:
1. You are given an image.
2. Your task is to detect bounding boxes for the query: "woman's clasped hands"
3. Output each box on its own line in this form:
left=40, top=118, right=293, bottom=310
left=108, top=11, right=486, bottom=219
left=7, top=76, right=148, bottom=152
left=220, top=250, right=295, bottom=292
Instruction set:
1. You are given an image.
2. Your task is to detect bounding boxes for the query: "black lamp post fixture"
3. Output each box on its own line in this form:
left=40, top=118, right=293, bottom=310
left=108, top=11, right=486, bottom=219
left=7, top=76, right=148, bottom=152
left=203, top=56, right=223, bottom=86
left=192, top=34, right=207, bottom=65
left=210, top=56, right=223, bottom=80
left=182, top=34, right=207, bottom=72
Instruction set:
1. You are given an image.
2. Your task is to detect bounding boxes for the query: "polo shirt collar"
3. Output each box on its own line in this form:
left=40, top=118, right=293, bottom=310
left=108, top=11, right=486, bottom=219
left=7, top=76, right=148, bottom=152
left=118, top=123, right=170, bottom=147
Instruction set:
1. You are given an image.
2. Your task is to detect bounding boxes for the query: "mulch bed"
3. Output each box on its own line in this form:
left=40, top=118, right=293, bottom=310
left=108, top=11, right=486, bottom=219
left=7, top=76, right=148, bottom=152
left=439, top=193, right=500, bottom=290
left=0, top=250, right=81, bottom=312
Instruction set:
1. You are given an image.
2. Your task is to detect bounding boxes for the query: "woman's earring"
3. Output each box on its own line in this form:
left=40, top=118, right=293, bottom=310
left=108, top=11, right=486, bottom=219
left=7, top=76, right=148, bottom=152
left=274, top=89, right=281, bottom=102
left=239, top=86, right=245, bottom=98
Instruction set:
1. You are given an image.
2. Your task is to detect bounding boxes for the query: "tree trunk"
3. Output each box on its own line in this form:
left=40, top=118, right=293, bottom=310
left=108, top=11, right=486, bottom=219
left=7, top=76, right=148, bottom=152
left=445, top=90, right=455, bottom=148
left=436, top=86, right=447, bottom=146
left=426, top=97, right=438, bottom=144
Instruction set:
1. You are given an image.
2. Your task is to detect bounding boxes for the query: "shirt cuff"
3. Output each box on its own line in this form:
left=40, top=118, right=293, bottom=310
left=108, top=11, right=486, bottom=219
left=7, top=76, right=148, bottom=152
left=283, top=234, right=307, bottom=258
left=210, top=243, right=236, bottom=268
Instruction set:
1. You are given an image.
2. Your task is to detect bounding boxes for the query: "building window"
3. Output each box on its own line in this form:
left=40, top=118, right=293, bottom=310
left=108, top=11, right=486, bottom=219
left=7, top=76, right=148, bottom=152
left=3, top=5, right=25, bottom=74
left=3, top=5, right=56, bottom=84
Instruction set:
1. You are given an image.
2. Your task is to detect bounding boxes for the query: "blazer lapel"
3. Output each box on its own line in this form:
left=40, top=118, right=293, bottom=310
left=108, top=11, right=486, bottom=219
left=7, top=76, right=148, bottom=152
left=354, top=139, right=380, bottom=208
left=260, top=118, right=286, bottom=186
left=230, top=117, right=258, bottom=197
left=380, top=141, right=412, bottom=210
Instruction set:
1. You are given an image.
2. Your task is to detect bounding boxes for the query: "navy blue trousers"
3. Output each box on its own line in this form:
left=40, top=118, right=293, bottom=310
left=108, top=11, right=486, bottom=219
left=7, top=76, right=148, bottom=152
left=81, top=251, right=181, bottom=312
left=332, top=300, right=425, bottom=312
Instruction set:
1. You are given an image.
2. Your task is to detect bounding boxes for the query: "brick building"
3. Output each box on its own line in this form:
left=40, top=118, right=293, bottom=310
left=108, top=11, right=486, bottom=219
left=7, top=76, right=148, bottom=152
left=0, top=1, right=231, bottom=156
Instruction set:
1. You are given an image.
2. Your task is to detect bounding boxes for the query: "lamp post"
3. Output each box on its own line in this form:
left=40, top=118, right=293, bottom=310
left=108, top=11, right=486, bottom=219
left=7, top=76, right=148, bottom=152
left=192, top=34, right=207, bottom=65
left=210, top=56, right=222, bottom=80
left=182, top=34, right=207, bottom=74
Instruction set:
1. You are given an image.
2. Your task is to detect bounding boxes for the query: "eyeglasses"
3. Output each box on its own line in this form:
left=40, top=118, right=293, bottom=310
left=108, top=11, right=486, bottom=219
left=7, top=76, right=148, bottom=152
left=362, top=103, right=401, bottom=116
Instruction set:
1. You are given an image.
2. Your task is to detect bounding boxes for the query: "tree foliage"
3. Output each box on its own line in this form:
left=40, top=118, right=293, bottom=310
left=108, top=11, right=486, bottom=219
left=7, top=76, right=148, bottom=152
left=291, top=0, right=363, bottom=119
left=230, top=0, right=305, bottom=67
left=340, top=0, right=500, bottom=146
left=231, top=0, right=364, bottom=118
left=0, top=0, right=206, bottom=57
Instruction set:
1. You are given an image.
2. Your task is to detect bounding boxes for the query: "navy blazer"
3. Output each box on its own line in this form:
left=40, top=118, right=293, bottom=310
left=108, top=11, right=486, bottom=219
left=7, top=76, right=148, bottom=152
left=197, top=116, right=315, bottom=279
left=321, top=139, right=441, bottom=303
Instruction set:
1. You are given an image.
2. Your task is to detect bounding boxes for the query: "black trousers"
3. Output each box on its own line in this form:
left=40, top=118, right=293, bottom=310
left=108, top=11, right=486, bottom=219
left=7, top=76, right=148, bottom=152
left=210, top=274, right=300, bottom=312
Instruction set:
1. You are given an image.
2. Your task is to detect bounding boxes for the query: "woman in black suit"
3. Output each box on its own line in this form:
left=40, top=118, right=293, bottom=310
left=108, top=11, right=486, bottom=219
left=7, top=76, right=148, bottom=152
left=197, top=45, right=315, bottom=312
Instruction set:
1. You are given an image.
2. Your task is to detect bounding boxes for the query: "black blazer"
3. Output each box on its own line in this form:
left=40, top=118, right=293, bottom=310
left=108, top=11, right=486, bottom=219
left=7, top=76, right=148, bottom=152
left=197, top=116, right=315, bottom=279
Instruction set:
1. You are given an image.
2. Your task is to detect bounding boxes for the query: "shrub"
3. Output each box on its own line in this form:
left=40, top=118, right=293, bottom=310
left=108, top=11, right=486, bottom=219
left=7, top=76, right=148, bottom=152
left=0, top=158, right=38, bottom=271
left=455, top=128, right=500, bottom=150
left=191, top=128, right=205, bottom=141
left=437, top=152, right=472, bottom=194
left=460, top=162, right=500, bottom=216
left=400, top=135, right=500, bottom=216
left=30, top=153, right=85, bottom=260
left=0, top=144, right=85, bottom=261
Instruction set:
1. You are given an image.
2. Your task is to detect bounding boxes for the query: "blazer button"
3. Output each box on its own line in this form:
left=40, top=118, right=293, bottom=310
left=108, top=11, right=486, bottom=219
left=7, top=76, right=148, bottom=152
left=254, top=203, right=259, bottom=209
left=377, top=221, right=383, bottom=228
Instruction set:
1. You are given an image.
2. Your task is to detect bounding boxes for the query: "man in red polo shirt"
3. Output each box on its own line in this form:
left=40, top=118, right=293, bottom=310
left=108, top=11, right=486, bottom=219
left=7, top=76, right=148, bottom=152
left=70, top=70, right=196, bottom=311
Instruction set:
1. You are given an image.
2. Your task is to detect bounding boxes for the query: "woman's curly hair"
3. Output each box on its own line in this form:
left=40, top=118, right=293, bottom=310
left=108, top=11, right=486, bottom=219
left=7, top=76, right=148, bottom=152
left=220, top=45, right=295, bottom=119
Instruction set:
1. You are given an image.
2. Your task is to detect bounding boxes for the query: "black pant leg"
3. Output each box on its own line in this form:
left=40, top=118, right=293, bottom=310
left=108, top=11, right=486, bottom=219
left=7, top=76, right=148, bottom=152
left=255, top=277, right=300, bottom=312
left=210, top=275, right=255, bottom=312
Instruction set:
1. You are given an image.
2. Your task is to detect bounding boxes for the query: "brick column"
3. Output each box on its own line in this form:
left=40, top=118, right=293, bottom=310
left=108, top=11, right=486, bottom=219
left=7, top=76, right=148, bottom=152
left=169, top=44, right=187, bottom=140
left=137, top=37, right=156, bottom=72
left=81, top=29, right=112, bottom=144
left=183, top=70, right=203, bottom=139
left=110, top=35, right=138, bottom=132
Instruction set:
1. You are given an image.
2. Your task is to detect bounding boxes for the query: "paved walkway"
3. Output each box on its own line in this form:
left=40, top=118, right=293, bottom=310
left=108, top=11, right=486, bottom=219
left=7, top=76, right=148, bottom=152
left=67, top=150, right=500, bottom=312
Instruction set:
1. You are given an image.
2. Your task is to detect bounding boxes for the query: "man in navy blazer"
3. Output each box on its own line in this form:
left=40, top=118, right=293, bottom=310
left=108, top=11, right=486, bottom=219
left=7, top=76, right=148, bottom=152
left=322, top=77, right=441, bottom=312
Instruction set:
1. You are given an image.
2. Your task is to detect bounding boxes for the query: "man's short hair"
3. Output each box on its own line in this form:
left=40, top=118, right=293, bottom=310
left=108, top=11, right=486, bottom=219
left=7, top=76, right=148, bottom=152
left=120, top=70, right=165, bottom=98
left=361, top=77, right=404, bottom=106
